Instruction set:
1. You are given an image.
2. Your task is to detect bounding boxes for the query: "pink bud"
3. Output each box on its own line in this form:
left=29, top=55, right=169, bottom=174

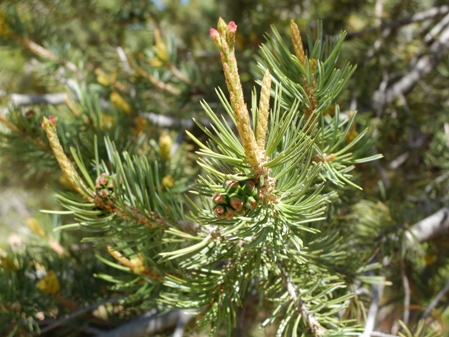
left=210, top=28, right=219, bottom=38
left=49, top=115, right=56, bottom=124
left=227, top=21, right=237, bottom=33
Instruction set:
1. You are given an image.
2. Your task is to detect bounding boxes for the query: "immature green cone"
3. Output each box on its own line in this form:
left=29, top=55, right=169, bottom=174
left=212, top=193, right=228, bottom=205
left=223, top=179, right=239, bottom=193
left=240, top=179, right=256, bottom=195
left=214, top=204, right=226, bottom=217
left=224, top=207, right=235, bottom=219
left=245, top=196, right=257, bottom=210
left=213, top=204, right=235, bottom=219
left=229, top=194, right=244, bottom=212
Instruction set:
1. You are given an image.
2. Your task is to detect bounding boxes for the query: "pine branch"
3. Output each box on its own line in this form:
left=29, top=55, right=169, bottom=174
left=370, top=332, right=400, bottom=337
left=126, top=53, right=181, bottom=95
left=0, top=110, right=48, bottom=150
left=400, top=259, right=410, bottom=325
left=41, top=116, right=93, bottom=200
left=1, top=92, right=206, bottom=130
left=7, top=33, right=80, bottom=76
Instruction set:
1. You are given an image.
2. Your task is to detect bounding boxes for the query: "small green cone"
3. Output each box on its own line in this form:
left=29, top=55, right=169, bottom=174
left=223, top=180, right=239, bottom=193
left=245, top=196, right=258, bottom=210
left=224, top=207, right=235, bottom=219
left=212, top=193, right=228, bottom=204
left=214, top=205, right=226, bottom=217
left=229, top=194, right=244, bottom=211
left=241, top=179, right=256, bottom=195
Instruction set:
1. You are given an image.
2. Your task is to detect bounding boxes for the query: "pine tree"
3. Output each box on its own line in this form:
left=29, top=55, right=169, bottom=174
left=1, top=1, right=449, bottom=337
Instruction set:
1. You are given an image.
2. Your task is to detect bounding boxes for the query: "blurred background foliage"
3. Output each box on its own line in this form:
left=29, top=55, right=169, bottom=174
left=1, top=0, right=449, bottom=336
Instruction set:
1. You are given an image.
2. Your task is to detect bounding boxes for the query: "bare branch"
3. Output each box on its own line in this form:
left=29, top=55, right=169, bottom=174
left=9, top=93, right=67, bottom=107
left=347, top=5, right=449, bottom=40
left=406, top=206, right=449, bottom=244
left=421, top=278, right=449, bottom=319
left=96, top=308, right=197, bottom=337
left=35, top=295, right=125, bottom=335
left=373, top=22, right=449, bottom=112
left=400, top=259, right=410, bottom=325
left=141, top=112, right=196, bottom=129
left=116, top=47, right=131, bottom=73
left=371, top=332, right=399, bottom=337
left=361, top=280, right=384, bottom=337
left=1, top=93, right=204, bottom=131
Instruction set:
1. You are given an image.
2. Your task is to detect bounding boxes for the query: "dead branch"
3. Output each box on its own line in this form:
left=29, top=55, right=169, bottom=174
left=406, top=206, right=449, bottom=244
left=96, top=308, right=197, bottom=337
left=347, top=5, right=449, bottom=40
left=373, top=22, right=449, bottom=113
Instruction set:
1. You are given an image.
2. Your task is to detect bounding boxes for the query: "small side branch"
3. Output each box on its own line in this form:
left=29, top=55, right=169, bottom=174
left=406, top=206, right=449, bottom=244
left=400, top=259, right=410, bottom=325
left=9, top=93, right=68, bottom=107
left=36, top=295, right=125, bottom=335
left=347, top=5, right=449, bottom=40
left=361, top=282, right=383, bottom=337
left=97, top=308, right=197, bottom=337
left=373, top=22, right=449, bottom=112
left=278, top=263, right=325, bottom=337
left=421, top=278, right=449, bottom=319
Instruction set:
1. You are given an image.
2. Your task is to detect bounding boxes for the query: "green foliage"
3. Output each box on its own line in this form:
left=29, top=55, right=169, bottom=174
left=33, top=19, right=384, bottom=336
left=1, top=1, right=449, bottom=336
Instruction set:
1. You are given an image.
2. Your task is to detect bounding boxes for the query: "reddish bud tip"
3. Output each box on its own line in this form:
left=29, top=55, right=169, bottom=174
left=210, top=28, right=219, bottom=38
left=49, top=115, right=56, bottom=124
left=228, top=21, right=237, bottom=33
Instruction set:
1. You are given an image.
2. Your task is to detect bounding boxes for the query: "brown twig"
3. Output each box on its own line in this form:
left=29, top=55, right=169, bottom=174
left=127, top=55, right=181, bottom=95
left=35, top=295, right=125, bottom=335
left=10, top=34, right=79, bottom=74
